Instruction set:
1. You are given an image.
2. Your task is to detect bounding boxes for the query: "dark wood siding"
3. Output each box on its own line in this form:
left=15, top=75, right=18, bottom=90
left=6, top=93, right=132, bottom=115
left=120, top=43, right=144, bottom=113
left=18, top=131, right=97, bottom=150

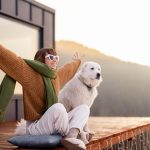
left=44, top=11, right=55, bottom=48
left=18, top=0, right=30, bottom=21
left=1, top=0, right=16, bottom=16
left=32, top=5, right=42, bottom=25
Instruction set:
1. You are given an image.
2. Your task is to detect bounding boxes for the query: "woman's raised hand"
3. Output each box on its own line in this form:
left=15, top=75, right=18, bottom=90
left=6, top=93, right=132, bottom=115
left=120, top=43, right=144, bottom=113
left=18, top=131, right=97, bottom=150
left=73, top=52, right=85, bottom=61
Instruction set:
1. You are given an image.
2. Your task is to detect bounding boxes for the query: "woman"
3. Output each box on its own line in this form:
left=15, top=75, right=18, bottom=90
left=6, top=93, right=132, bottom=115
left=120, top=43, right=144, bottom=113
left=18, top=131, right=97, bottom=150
left=0, top=45, right=89, bottom=150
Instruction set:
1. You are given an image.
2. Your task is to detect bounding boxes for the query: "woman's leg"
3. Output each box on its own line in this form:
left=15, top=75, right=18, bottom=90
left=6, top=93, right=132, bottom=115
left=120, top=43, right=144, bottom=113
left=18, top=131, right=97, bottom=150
left=61, top=104, right=90, bottom=150
left=27, top=103, right=69, bottom=136
left=68, top=104, right=90, bottom=133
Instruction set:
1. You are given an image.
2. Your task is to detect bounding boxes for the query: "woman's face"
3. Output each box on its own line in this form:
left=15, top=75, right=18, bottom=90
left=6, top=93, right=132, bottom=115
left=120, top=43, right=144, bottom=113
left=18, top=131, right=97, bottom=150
left=45, top=54, right=59, bottom=69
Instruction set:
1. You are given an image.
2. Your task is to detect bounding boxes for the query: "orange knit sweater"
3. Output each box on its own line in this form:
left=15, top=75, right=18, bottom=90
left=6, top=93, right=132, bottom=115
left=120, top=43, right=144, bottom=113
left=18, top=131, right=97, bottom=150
left=0, top=45, right=81, bottom=121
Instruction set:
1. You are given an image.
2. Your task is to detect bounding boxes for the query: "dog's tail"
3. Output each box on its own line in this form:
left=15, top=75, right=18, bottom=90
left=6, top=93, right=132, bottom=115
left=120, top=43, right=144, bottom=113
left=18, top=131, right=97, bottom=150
left=15, top=118, right=27, bottom=135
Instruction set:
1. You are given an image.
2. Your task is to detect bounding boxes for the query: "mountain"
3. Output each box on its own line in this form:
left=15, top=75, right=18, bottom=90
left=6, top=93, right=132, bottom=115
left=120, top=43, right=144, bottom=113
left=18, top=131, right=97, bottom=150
left=56, top=40, right=150, bottom=117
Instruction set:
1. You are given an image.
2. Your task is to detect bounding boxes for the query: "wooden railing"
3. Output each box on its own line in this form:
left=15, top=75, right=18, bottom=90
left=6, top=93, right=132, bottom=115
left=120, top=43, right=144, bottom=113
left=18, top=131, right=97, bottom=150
left=5, top=95, right=24, bottom=121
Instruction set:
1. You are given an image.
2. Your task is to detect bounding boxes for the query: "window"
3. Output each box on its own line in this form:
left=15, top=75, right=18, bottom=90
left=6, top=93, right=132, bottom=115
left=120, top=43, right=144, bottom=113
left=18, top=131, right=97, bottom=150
left=0, top=17, right=39, bottom=94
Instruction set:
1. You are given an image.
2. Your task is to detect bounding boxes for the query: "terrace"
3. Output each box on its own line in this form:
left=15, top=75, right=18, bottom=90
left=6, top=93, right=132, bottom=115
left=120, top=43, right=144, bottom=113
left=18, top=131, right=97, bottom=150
left=1, top=117, right=150, bottom=150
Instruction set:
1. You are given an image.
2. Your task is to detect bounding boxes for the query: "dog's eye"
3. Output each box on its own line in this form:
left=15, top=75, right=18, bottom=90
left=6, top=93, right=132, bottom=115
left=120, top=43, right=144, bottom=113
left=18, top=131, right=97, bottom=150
left=91, top=67, right=94, bottom=70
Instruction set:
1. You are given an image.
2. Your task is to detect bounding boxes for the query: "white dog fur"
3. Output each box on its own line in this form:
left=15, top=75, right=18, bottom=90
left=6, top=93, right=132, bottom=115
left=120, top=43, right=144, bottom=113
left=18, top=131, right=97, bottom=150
left=58, top=61, right=102, bottom=144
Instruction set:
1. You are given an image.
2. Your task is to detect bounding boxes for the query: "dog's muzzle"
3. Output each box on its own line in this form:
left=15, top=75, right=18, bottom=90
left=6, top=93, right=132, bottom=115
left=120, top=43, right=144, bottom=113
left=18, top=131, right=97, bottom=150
left=96, top=73, right=100, bottom=79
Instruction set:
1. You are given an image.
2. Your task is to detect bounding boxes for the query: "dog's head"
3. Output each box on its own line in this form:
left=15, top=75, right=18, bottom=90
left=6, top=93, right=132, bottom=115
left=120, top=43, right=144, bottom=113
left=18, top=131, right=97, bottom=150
left=77, top=61, right=102, bottom=88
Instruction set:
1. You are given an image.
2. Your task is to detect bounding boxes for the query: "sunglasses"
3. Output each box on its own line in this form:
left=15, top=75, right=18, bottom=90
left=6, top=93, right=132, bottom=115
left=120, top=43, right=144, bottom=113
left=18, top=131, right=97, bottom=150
left=45, top=54, right=59, bottom=61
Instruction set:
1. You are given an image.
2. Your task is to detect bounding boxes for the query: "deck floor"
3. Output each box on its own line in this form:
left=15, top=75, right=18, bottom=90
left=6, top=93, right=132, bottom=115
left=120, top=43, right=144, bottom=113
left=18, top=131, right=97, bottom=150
left=1, top=117, right=150, bottom=150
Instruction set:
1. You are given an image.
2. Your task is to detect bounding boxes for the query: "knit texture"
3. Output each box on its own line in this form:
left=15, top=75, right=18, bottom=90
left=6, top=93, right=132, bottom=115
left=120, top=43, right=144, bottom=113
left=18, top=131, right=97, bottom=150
left=0, top=59, right=57, bottom=120
left=0, top=45, right=81, bottom=121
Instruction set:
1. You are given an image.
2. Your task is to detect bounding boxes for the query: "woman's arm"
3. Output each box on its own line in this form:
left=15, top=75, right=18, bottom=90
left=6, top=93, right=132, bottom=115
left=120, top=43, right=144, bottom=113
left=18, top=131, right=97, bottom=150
left=58, top=53, right=83, bottom=87
left=0, top=45, right=27, bottom=85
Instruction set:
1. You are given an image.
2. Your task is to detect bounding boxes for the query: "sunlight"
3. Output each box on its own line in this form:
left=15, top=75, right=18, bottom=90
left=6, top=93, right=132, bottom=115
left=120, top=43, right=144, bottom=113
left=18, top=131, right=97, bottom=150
left=35, top=0, right=150, bottom=67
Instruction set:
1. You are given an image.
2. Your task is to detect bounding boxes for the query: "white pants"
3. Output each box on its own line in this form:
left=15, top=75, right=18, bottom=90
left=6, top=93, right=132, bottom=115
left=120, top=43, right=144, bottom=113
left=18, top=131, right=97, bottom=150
left=27, top=103, right=90, bottom=136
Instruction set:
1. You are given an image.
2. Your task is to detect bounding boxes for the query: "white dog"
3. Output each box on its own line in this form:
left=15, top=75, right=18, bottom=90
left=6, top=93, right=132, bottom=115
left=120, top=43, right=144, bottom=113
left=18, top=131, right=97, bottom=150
left=58, top=61, right=102, bottom=144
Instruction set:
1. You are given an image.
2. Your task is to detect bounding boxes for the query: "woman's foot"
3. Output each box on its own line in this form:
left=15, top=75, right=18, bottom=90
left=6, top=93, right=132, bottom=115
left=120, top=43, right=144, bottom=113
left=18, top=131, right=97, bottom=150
left=61, top=138, right=86, bottom=150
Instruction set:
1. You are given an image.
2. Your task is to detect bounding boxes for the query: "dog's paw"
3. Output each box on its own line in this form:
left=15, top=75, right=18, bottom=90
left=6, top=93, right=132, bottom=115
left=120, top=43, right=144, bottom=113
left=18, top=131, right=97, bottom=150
left=80, top=131, right=89, bottom=144
left=88, top=131, right=95, bottom=141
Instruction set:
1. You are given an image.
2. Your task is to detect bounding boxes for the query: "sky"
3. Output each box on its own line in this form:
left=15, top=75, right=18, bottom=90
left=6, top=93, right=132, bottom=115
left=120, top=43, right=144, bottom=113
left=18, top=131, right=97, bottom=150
left=36, top=0, right=150, bottom=66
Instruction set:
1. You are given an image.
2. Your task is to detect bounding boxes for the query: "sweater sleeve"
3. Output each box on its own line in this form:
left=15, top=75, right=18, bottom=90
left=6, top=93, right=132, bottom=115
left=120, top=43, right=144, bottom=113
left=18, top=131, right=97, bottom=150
left=57, top=59, right=81, bottom=88
left=0, top=45, right=26, bottom=85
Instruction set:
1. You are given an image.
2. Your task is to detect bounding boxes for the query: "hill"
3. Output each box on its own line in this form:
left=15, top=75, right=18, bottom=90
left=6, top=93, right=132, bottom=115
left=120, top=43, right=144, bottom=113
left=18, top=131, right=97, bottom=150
left=56, top=40, right=150, bottom=117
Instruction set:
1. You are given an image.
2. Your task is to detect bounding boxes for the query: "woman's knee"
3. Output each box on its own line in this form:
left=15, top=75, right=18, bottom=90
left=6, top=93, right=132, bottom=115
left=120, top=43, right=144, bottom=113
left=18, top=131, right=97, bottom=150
left=76, top=104, right=90, bottom=115
left=51, top=103, right=67, bottom=116
left=55, top=103, right=66, bottom=111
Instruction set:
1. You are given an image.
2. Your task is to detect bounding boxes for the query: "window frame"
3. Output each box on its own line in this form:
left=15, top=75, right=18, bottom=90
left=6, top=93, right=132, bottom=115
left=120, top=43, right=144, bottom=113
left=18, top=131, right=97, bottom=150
left=0, top=0, right=55, bottom=49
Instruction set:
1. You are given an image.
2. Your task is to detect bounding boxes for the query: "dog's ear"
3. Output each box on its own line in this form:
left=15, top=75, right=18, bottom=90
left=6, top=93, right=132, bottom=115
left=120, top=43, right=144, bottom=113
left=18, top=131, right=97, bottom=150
left=77, top=63, right=87, bottom=77
left=82, top=62, right=88, bottom=69
left=80, top=63, right=88, bottom=73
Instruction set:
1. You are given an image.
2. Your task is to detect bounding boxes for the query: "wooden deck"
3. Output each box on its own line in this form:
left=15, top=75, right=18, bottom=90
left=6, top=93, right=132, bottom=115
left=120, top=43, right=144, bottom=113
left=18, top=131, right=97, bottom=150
left=1, top=117, right=150, bottom=150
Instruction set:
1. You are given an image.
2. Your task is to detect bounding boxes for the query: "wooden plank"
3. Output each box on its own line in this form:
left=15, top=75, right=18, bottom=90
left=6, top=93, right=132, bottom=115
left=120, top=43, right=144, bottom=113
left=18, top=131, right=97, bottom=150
left=1, top=117, right=150, bottom=150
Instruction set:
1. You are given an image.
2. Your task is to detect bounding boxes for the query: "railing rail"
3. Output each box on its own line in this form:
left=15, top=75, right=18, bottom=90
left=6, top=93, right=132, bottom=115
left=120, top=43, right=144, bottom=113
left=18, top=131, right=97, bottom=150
left=5, top=94, right=23, bottom=121
left=87, top=124, right=150, bottom=150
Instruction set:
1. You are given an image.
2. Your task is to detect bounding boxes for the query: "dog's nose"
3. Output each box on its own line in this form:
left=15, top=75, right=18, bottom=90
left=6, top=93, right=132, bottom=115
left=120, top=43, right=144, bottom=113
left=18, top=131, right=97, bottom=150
left=96, top=73, right=100, bottom=79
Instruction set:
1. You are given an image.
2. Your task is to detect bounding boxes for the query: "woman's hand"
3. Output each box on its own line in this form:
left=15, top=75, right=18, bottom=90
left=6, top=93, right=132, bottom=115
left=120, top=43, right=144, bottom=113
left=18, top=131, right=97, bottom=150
left=72, top=52, right=85, bottom=61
